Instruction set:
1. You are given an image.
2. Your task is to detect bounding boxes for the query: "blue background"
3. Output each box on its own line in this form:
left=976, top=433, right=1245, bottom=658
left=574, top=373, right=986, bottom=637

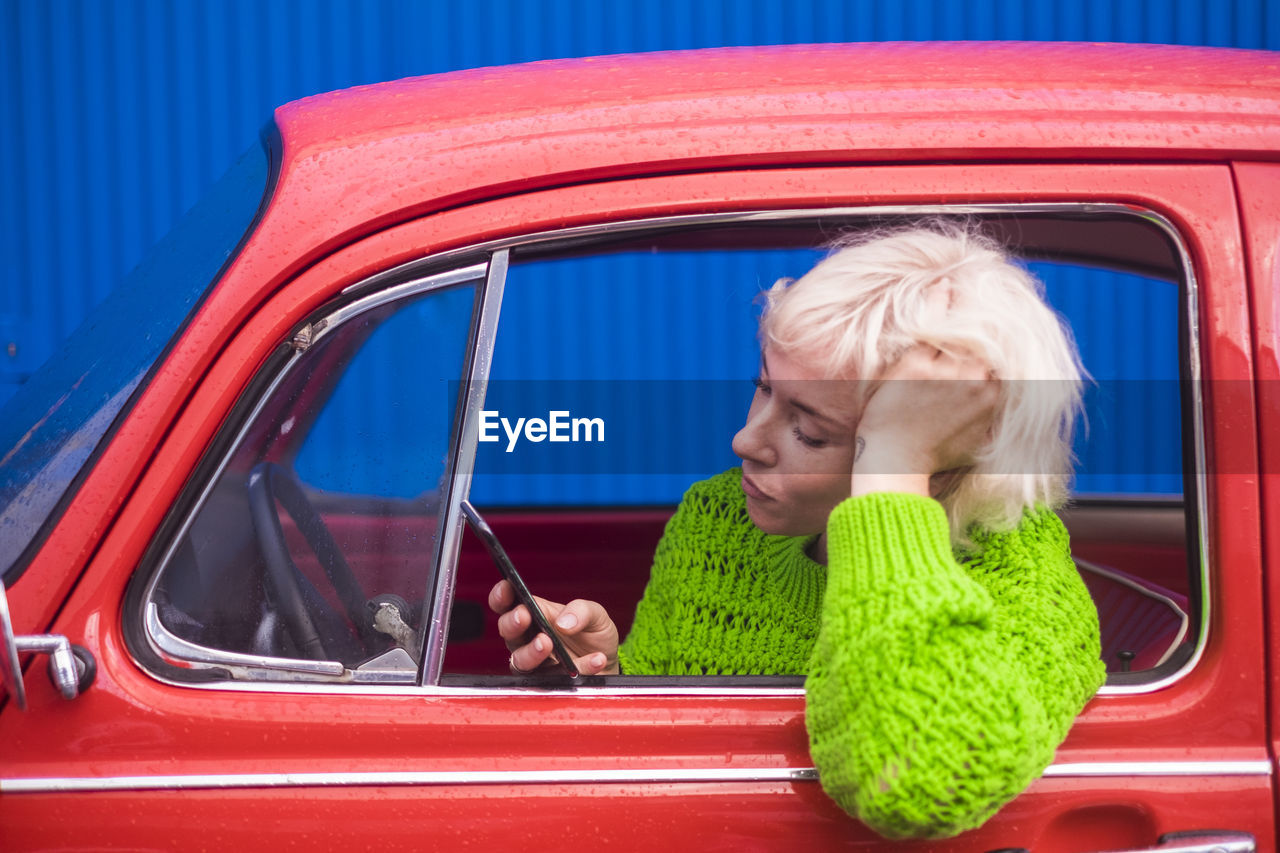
left=3, top=0, right=1272, bottom=501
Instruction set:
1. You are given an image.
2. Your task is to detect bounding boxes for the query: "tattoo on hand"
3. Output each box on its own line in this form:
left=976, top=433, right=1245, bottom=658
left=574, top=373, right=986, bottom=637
left=854, top=435, right=865, bottom=462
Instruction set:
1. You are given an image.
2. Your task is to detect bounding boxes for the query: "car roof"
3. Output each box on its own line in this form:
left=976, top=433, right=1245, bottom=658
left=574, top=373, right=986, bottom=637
left=267, top=42, right=1280, bottom=253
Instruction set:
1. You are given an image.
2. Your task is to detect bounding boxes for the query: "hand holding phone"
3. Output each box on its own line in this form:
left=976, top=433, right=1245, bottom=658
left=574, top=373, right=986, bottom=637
left=461, top=500, right=579, bottom=677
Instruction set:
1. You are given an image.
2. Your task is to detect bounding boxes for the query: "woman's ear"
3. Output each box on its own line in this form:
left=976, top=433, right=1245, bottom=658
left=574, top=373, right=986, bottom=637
left=928, top=467, right=967, bottom=500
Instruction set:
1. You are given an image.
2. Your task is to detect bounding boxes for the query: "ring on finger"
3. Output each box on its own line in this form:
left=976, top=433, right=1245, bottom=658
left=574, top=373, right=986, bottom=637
left=509, top=652, right=531, bottom=675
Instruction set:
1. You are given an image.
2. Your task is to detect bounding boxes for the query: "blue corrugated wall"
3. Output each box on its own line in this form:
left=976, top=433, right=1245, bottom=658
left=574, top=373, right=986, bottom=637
left=3, top=0, right=1274, bottom=500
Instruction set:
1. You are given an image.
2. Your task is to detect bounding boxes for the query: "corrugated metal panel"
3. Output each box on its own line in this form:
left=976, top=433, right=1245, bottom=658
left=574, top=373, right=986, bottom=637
left=460, top=252, right=1183, bottom=507
left=1034, top=263, right=1183, bottom=496
left=3, top=0, right=1273, bottom=501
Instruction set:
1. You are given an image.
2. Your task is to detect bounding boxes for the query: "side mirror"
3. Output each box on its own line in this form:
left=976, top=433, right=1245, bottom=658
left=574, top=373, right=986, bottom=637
left=0, top=582, right=95, bottom=711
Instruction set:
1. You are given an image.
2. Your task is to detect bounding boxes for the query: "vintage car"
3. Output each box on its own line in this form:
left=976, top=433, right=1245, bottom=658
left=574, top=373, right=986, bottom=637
left=1, top=41, right=1278, bottom=851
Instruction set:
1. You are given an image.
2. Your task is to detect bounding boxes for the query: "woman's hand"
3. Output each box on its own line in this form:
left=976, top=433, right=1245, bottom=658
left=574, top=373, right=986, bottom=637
left=851, top=343, right=999, bottom=498
left=487, top=581, right=620, bottom=675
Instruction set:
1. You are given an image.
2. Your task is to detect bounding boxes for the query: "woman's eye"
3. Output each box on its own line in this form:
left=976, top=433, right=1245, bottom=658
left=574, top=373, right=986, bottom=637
left=792, top=426, right=826, bottom=449
left=752, top=376, right=771, bottom=395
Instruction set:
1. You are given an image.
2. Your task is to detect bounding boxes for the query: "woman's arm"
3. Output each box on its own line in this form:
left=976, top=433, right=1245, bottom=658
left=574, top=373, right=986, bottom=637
left=805, top=493, right=1105, bottom=839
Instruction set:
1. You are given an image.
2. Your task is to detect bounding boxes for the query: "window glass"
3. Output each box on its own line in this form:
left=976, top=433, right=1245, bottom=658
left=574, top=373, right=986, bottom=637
left=149, top=278, right=477, bottom=678
left=443, top=215, right=1194, bottom=684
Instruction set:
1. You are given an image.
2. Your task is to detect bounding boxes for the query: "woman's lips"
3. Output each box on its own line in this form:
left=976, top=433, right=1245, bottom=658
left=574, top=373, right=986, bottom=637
left=741, top=473, right=772, bottom=501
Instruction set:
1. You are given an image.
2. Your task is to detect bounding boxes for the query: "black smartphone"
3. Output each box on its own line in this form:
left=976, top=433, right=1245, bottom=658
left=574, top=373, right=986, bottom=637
left=459, top=499, right=579, bottom=677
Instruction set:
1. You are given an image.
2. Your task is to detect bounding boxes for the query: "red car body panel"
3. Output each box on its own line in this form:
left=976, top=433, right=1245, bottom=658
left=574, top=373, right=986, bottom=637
left=1234, top=159, right=1280, bottom=824
left=2, top=43, right=1279, bottom=849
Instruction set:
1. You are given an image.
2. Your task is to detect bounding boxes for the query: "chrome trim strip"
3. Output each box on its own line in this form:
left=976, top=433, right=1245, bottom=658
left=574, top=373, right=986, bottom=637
left=1043, top=760, right=1272, bottom=778
left=421, top=249, right=509, bottom=685
left=112, top=680, right=811, bottom=697
left=133, top=203, right=1207, bottom=698
left=1, top=767, right=819, bottom=794
left=139, top=263, right=490, bottom=683
left=325, top=264, right=489, bottom=330
left=3, top=760, right=1268, bottom=795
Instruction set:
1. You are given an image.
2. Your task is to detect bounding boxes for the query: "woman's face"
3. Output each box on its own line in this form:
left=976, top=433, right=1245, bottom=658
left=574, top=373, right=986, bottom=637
left=731, top=346, right=863, bottom=536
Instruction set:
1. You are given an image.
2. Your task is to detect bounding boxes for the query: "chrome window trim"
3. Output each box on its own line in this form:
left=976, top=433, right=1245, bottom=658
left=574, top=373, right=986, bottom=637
left=1095, top=203, right=1208, bottom=696
left=132, top=203, right=1208, bottom=698
left=419, top=250, right=509, bottom=684
left=144, top=602, right=346, bottom=680
left=418, top=202, right=1205, bottom=697
left=1, top=760, right=1268, bottom=795
left=138, top=262, right=489, bottom=684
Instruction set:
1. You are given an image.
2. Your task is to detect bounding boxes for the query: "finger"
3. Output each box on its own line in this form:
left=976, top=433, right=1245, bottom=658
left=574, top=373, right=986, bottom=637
left=943, top=348, right=993, bottom=379
left=529, top=594, right=564, bottom=625
left=487, top=580, right=515, bottom=614
left=881, top=344, right=936, bottom=379
left=573, top=651, right=611, bottom=675
left=496, top=604, right=532, bottom=643
left=553, top=599, right=605, bottom=636
left=510, top=633, right=553, bottom=674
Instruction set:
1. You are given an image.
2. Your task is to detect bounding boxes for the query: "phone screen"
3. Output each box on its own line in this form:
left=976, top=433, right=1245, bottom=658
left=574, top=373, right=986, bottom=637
left=460, top=500, right=578, bottom=677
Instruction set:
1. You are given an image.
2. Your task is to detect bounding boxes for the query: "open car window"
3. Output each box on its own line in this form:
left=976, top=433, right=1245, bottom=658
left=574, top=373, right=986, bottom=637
left=442, top=211, right=1198, bottom=690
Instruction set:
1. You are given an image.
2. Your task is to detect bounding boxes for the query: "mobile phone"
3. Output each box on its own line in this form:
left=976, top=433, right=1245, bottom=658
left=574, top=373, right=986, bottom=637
left=460, top=499, right=579, bottom=677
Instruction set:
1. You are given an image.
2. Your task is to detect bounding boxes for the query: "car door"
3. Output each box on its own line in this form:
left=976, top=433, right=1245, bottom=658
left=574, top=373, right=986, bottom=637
left=0, top=163, right=1271, bottom=851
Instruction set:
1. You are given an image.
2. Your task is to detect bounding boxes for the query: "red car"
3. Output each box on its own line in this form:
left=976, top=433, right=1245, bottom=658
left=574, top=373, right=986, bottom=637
left=2, top=42, right=1278, bottom=851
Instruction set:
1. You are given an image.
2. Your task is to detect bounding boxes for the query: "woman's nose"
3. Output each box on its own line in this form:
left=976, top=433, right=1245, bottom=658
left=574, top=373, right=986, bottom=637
left=732, top=406, right=777, bottom=468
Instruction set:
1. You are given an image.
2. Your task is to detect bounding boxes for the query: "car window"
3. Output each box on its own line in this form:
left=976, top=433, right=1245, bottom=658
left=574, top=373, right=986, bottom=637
left=142, top=268, right=480, bottom=683
left=441, top=213, right=1197, bottom=687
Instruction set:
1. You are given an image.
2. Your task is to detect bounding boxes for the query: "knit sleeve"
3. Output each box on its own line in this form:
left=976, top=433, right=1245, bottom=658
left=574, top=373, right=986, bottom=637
left=804, top=492, right=1105, bottom=839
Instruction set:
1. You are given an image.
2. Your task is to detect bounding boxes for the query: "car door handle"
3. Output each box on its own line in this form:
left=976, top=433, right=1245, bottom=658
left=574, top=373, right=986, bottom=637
left=1091, top=830, right=1255, bottom=853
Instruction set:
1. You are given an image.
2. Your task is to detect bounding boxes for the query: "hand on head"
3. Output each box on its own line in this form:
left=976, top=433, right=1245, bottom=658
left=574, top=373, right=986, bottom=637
left=487, top=581, right=620, bottom=676
left=851, top=341, right=999, bottom=498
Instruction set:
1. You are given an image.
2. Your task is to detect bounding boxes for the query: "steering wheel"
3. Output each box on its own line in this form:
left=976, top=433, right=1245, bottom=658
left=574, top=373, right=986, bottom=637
left=246, top=461, right=377, bottom=661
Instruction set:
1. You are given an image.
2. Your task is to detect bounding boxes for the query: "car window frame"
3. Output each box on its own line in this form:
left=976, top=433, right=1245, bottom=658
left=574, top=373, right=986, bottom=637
left=437, top=203, right=1207, bottom=698
left=125, top=202, right=1209, bottom=698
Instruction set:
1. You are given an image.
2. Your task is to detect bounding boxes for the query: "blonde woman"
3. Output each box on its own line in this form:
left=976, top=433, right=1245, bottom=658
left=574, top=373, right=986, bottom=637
left=489, top=223, right=1105, bottom=839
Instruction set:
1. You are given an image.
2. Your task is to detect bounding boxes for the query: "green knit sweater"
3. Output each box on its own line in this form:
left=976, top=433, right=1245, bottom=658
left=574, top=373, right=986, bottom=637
left=618, top=468, right=1105, bottom=839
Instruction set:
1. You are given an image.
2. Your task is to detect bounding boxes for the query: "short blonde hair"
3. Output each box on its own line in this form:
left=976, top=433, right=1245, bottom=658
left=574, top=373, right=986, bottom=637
left=761, top=222, right=1083, bottom=545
